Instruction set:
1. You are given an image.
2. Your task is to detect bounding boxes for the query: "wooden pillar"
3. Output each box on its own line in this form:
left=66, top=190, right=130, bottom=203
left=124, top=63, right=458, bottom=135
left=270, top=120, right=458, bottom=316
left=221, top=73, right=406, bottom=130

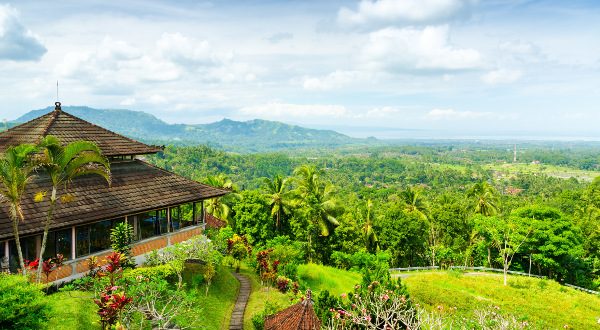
left=4, top=241, right=8, bottom=258
left=71, top=226, right=76, bottom=260
left=167, top=207, right=171, bottom=233
left=201, top=200, right=205, bottom=226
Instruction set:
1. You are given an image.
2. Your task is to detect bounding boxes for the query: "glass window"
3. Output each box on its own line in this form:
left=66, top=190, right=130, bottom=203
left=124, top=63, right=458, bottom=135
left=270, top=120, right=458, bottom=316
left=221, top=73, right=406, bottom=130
left=8, top=236, right=38, bottom=272
left=158, top=209, right=168, bottom=234
left=137, top=211, right=157, bottom=240
left=90, top=220, right=112, bottom=253
left=43, top=228, right=71, bottom=260
left=76, top=225, right=90, bottom=257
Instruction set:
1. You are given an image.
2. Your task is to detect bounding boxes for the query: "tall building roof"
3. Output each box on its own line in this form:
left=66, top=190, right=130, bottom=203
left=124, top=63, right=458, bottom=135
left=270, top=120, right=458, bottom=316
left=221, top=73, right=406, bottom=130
left=0, top=159, right=228, bottom=239
left=0, top=102, right=162, bottom=157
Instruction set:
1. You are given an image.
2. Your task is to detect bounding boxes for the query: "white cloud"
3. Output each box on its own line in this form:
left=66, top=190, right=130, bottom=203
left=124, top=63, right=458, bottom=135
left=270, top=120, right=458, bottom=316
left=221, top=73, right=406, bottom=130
left=338, top=0, right=476, bottom=29
left=481, top=69, right=522, bottom=85
left=239, top=102, right=348, bottom=119
left=363, top=106, right=402, bottom=118
left=120, top=97, right=136, bottom=106
left=302, top=71, right=364, bottom=91
left=0, top=4, right=46, bottom=61
left=362, top=26, right=482, bottom=73
left=156, top=32, right=221, bottom=66
left=425, top=108, right=492, bottom=120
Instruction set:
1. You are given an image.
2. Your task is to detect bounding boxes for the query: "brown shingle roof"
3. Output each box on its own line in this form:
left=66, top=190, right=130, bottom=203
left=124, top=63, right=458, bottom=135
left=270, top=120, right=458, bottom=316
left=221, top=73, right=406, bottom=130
left=264, top=296, right=321, bottom=330
left=0, top=160, right=228, bottom=239
left=0, top=106, right=162, bottom=157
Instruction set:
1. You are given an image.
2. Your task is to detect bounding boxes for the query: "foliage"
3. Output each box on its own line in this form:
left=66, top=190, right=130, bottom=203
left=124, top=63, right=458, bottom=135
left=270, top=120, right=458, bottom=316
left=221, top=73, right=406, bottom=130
left=110, top=222, right=135, bottom=269
left=251, top=300, right=285, bottom=330
left=0, top=273, right=50, bottom=329
left=0, top=143, right=39, bottom=275
left=227, top=234, right=252, bottom=272
left=35, top=135, right=111, bottom=282
left=233, top=190, right=275, bottom=243
left=93, top=252, right=131, bottom=329
left=297, top=263, right=361, bottom=296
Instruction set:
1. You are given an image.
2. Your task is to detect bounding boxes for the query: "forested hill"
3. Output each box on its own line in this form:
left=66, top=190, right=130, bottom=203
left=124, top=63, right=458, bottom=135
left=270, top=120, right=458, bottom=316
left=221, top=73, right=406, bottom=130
left=15, top=106, right=366, bottom=152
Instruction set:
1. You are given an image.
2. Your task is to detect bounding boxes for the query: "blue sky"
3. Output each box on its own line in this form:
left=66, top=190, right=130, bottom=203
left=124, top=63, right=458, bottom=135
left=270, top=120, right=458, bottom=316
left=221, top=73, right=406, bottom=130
left=0, top=0, right=599, bottom=138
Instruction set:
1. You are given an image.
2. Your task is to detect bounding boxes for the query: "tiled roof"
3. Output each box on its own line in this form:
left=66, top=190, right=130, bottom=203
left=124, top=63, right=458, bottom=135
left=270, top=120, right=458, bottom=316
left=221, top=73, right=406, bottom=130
left=0, top=160, right=229, bottom=239
left=0, top=106, right=162, bottom=156
left=264, top=298, right=321, bottom=330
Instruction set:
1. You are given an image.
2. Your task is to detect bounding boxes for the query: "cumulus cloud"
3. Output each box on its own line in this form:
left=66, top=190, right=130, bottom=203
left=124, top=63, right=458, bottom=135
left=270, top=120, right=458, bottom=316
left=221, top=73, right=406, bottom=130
left=361, top=106, right=402, bottom=118
left=266, top=32, right=293, bottom=43
left=239, top=102, right=348, bottom=119
left=338, top=0, right=476, bottom=29
left=0, top=5, right=46, bottom=61
left=302, top=71, right=364, bottom=91
left=425, top=108, right=492, bottom=120
left=361, top=26, right=481, bottom=73
left=481, top=69, right=522, bottom=85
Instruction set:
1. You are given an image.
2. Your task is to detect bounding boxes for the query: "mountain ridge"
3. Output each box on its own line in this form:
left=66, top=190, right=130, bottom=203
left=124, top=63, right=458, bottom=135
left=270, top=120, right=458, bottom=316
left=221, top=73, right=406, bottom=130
left=14, top=106, right=366, bottom=152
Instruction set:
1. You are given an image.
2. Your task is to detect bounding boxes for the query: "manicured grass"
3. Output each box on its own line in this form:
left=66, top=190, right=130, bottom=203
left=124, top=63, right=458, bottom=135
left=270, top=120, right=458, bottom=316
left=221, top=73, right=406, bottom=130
left=179, top=265, right=240, bottom=329
left=297, top=263, right=361, bottom=296
left=238, top=263, right=291, bottom=330
left=403, top=272, right=600, bottom=329
left=46, top=290, right=99, bottom=330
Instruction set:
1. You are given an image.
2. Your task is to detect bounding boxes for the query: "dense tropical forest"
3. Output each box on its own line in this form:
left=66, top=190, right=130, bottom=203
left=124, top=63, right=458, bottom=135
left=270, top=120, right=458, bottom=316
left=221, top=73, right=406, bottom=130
left=149, top=143, right=600, bottom=289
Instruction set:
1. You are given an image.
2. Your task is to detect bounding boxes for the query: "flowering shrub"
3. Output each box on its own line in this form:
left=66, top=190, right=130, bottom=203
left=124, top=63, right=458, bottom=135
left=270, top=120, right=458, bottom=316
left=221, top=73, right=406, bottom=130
left=275, top=275, right=291, bottom=293
left=24, top=254, right=64, bottom=285
left=256, top=248, right=279, bottom=286
left=227, top=234, right=252, bottom=272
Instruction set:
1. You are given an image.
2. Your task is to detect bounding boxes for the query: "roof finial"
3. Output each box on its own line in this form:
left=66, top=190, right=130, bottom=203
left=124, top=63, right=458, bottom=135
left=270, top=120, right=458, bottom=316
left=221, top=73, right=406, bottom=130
left=54, top=101, right=62, bottom=112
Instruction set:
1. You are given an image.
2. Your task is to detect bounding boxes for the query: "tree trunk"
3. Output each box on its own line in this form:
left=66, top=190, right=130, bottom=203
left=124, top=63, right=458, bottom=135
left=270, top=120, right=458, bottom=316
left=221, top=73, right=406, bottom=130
left=487, top=247, right=492, bottom=268
left=37, top=188, right=56, bottom=283
left=10, top=205, right=26, bottom=276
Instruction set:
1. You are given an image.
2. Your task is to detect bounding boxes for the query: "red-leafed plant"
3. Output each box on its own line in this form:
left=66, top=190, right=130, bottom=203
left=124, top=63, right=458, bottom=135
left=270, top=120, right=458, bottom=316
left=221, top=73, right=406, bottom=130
left=256, top=248, right=279, bottom=287
left=94, top=252, right=131, bottom=329
left=24, top=254, right=64, bottom=286
left=94, top=286, right=132, bottom=329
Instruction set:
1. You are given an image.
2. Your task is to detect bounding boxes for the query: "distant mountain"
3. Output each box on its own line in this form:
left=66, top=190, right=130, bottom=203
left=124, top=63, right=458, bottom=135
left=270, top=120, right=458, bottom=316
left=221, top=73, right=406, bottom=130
left=14, top=106, right=367, bottom=152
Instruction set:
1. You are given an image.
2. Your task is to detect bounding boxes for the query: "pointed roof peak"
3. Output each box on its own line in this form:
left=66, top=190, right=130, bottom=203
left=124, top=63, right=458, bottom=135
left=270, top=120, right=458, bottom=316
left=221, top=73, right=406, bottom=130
left=0, top=105, right=163, bottom=157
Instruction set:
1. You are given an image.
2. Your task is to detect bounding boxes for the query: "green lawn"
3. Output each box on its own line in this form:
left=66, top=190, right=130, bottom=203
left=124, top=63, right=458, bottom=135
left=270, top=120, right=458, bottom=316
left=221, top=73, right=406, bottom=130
left=297, top=263, right=361, bottom=296
left=46, top=291, right=100, bottom=330
left=403, top=272, right=600, bottom=329
left=178, top=265, right=240, bottom=329
left=238, top=263, right=291, bottom=330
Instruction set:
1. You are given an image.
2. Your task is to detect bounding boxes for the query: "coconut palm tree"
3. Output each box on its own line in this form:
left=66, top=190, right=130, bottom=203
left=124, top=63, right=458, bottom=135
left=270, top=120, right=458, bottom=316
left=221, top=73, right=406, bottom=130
left=204, top=174, right=239, bottom=223
left=262, top=175, right=293, bottom=232
left=35, top=135, right=111, bottom=282
left=293, top=165, right=342, bottom=260
left=0, top=144, right=38, bottom=275
left=467, top=180, right=499, bottom=216
left=400, top=186, right=428, bottom=220
left=360, top=199, right=378, bottom=253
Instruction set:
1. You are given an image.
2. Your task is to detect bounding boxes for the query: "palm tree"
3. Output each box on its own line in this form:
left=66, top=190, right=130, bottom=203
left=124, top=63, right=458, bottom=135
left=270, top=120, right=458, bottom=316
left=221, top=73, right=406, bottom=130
left=204, top=174, right=239, bottom=222
left=35, top=135, right=111, bottom=282
left=262, top=175, right=293, bottom=232
left=360, top=199, right=378, bottom=253
left=293, top=165, right=342, bottom=260
left=0, top=144, right=38, bottom=275
left=400, top=186, right=428, bottom=220
left=467, top=180, right=499, bottom=216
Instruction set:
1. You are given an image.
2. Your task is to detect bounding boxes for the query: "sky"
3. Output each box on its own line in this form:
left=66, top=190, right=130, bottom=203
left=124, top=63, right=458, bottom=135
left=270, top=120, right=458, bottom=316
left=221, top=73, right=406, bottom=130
left=0, top=0, right=599, bottom=139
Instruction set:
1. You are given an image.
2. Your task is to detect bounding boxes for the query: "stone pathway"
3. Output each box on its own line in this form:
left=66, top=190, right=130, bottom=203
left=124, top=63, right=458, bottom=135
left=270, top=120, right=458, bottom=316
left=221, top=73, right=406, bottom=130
left=229, top=272, right=251, bottom=330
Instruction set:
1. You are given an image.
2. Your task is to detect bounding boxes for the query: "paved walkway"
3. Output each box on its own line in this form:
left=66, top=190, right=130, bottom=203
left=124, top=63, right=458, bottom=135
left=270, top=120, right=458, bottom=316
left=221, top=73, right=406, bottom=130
left=229, top=272, right=251, bottom=330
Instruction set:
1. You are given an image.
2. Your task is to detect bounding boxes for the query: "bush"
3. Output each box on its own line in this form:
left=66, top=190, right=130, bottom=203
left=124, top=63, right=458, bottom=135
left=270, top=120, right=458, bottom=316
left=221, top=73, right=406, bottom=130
left=125, top=263, right=179, bottom=283
left=111, top=222, right=135, bottom=269
left=275, top=276, right=291, bottom=293
left=0, top=273, right=50, bottom=330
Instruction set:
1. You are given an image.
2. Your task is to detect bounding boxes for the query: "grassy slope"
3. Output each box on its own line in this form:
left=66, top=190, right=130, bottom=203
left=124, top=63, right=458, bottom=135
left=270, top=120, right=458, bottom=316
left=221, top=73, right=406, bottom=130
left=297, top=263, right=362, bottom=296
left=47, top=291, right=100, bottom=330
left=403, top=272, right=600, bottom=329
left=179, top=265, right=240, bottom=329
left=238, top=264, right=291, bottom=330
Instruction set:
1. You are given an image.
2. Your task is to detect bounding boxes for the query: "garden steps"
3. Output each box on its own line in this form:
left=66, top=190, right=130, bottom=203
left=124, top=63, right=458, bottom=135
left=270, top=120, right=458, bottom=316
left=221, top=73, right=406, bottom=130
left=229, top=272, right=251, bottom=330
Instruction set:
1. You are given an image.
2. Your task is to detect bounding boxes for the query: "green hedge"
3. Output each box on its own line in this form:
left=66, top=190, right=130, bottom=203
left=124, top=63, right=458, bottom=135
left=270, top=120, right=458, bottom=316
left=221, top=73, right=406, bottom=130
left=0, top=274, right=50, bottom=330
